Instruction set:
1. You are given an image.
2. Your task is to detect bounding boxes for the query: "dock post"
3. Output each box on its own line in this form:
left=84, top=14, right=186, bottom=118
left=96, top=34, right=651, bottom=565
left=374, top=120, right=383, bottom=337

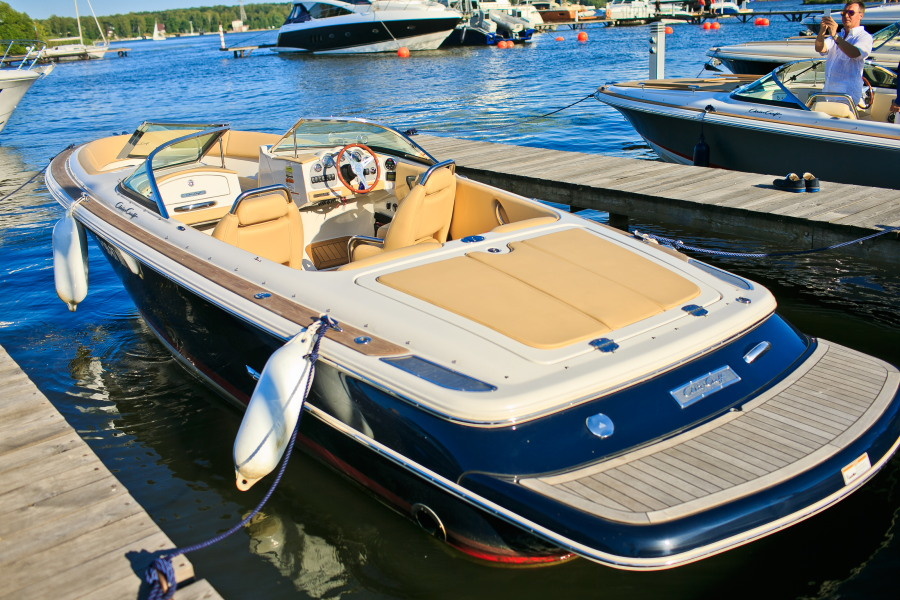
left=219, top=24, right=226, bottom=50
left=649, top=21, right=665, bottom=80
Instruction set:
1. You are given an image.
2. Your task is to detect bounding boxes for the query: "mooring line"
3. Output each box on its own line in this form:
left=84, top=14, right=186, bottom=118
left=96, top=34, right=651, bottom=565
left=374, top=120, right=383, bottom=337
left=633, top=227, right=898, bottom=259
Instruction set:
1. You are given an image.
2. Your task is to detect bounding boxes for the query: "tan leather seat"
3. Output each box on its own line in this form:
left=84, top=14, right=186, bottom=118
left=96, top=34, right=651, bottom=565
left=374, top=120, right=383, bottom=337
left=352, top=165, right=456, bottom=262
left=212, top=187, right=305, bottom=268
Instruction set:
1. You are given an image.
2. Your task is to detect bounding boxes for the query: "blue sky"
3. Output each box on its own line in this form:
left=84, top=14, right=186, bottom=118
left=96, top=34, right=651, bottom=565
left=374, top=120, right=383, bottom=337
left=6, top=1, right=263, bottom=20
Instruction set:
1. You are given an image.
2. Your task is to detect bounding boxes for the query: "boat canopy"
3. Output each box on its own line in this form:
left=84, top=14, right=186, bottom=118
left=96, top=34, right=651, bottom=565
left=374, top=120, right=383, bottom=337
left=730, top=59, right=897, bottom=110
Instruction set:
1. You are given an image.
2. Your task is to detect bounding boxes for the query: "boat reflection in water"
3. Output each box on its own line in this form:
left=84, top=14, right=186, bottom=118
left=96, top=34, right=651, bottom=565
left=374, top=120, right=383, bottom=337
left=46, top=117, right=900, bottom=569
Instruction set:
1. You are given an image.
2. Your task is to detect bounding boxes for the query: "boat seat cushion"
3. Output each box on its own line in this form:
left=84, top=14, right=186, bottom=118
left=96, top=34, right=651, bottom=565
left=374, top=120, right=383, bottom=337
left=212, top=190, right=305, bottom=268
left=378, top=229, right=701, bottom=349
left=350, top=167, right=456, bottom=261
left=810, top=100, right=856, bottom=119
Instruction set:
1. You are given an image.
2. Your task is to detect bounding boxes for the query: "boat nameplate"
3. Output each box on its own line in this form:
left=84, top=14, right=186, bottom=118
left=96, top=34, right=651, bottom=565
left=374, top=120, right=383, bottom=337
left=586, top=413, right=614, bottom=439
left=669, top=365, right=741, bottom=408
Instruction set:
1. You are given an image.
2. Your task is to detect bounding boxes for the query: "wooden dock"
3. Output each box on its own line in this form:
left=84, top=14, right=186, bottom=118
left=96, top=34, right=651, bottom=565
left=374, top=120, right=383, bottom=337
left=414, top=135, right=899, bottom=262
left=0, top=345, right=221, bottom=600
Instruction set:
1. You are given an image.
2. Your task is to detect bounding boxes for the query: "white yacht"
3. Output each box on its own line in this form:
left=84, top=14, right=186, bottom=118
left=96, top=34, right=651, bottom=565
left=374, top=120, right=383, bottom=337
left=276, top=0, right=463, bottom=53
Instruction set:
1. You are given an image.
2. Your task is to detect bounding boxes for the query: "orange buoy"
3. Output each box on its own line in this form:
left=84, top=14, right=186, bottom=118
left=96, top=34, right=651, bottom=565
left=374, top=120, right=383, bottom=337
left=711, top=21, right=721, bottom=29
left=702, top=22, right=712, bottom=30
left=555, top=36, right=565, bottom=41
left=665, top=26, right=674, bottom=34
left=762, top=18, right=770, bottom=26
left=397, top=46, right=410, bottom=57
left=577, top=31, right=588, bottom=42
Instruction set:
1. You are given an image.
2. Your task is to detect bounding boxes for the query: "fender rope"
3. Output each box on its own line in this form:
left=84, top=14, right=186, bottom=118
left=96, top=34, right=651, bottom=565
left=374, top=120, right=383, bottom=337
left=633, top=227, right=898, bottom=258
left=143, top=315, right=338, bottom=600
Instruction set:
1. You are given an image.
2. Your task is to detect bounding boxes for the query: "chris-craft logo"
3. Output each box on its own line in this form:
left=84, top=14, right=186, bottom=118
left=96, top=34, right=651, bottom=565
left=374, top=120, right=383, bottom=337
left=115, top=201, right=139, bottom=219
left=670, top=366, right=741, bottom=409
left=749, top=108, right=783, bottom=118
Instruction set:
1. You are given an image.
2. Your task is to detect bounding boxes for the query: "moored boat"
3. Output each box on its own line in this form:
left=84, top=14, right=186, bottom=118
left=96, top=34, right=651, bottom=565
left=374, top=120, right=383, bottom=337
left=0, top=40, right=54, bottom=134
left=707, top=20, right=900, bottom=75
left=275, top=0, right=463, bottom=53
left=803, top=3, right=900, bottom=35
left=46, top=117, right=900, bottom=568
left=595, top=59, right=900, bottom=189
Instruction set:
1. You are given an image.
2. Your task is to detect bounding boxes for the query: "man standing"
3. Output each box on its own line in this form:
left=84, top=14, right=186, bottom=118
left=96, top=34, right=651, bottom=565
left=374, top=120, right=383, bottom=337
left=815, top=2, right=873, bottom=106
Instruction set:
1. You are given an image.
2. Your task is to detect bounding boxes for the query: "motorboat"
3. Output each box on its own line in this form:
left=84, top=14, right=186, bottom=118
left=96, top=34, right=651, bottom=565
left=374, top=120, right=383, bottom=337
left=520, top=1, right=597, bottom=23
left=46, top=117, right=900, bottom=568
left=708, top=1, right=750, bottom=16
left=604, top=0, right=694, bottom=26
left=440, top=0, right=538, bottom=45
left=44, top=0, right=109, bottom=61
left=595, top=59, right=900, bottom=189
left=0, top=41, right=54, bottom=134
left=708, top=20, right=900, bottom=75
left=275, top=0, right=462, bottom=53
left=803, top=3, right=900, bottom=35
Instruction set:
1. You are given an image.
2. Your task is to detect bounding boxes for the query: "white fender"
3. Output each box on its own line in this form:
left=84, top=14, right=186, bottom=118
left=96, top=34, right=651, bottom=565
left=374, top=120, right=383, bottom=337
left=234, top=321, right=323, bottom=491
left=52, top=212, right=89, bottom=312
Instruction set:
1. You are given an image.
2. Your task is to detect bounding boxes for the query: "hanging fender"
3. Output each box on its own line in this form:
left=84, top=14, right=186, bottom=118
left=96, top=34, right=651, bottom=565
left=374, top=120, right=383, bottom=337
left=52, top=212, right=89, bottom=312
left=233, top=320, right=324, bottom=491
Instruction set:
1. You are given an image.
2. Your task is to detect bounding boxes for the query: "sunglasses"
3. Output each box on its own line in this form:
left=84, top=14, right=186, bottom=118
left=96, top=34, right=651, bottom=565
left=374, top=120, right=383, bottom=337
left=842, top=10, right=856, bottom=16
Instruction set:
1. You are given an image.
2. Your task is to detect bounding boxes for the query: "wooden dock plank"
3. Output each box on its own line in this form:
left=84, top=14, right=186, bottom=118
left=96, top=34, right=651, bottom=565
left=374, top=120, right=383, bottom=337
left=415, top=135, right=899, bottom=260
left=0, top=346, right=222, bottom=600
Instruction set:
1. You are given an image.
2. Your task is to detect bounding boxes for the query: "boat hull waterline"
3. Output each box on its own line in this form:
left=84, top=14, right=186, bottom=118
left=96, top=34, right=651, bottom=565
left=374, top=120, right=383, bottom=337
left=45, top=119, right=900, bottom=569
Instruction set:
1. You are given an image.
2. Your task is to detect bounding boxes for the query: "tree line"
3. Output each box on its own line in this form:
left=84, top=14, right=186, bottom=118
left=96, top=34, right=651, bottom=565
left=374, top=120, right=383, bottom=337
left=0, top=2, right=292, bottom=42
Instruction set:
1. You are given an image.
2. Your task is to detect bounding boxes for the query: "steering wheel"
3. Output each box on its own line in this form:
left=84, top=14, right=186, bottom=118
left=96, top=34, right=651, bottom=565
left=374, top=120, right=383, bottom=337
left=335, top=143, right=381, bottom=194
left=860, top=77, right=873, bottom=110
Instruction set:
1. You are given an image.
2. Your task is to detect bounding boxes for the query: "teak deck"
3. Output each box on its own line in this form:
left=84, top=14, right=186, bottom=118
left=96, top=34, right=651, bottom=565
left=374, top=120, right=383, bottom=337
left=521, top=341, right=900, bottom=524
left=0, top=345, right=221, bottom=600
left=414, top=135, right=899, bottom=261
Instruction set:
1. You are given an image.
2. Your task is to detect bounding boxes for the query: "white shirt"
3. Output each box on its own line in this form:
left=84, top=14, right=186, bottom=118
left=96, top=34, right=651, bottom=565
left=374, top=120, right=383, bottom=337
left=819, top=25, right=874, bottom=105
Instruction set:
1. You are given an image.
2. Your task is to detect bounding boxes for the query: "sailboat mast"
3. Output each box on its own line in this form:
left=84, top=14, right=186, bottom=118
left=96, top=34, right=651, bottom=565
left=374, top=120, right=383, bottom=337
left=86, top=0, right=108, bottom=44
left=75, top=0, right=84, bottom=45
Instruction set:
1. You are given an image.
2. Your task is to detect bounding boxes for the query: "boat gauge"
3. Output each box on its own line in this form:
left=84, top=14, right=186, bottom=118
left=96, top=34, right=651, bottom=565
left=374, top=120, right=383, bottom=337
left=313, top=163, right=323, bottom=173
left=385, top=158, right=396, bottom=171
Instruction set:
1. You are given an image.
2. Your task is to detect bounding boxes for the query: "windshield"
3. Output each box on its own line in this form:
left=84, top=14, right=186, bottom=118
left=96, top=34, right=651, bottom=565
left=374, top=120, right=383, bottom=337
left=731, top=60, right=824, bottom=109
left=272, top=118, right=434, bottom=164
left=873, top=21, right=900, bottom=51
left=121, top=126, right=228, bottom=209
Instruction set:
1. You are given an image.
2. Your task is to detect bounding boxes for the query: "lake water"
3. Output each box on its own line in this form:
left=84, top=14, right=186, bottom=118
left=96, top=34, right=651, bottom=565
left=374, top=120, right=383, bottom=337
left=1, top=2, right=898, bottom=598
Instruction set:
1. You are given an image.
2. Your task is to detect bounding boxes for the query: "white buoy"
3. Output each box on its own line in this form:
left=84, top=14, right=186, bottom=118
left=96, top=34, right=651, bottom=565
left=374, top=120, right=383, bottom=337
left=52, top=213, right=89, bottom=312
left=234, top=321, right=324, bottom=491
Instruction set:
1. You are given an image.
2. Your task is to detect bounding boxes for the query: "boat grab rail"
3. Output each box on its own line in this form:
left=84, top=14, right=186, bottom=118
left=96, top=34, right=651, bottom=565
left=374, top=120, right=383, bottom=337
left=0, top=39, right=48, bottom=70
left=228, top=184, right=292, bottom=213
left=418, top=158, right=456, bottom=185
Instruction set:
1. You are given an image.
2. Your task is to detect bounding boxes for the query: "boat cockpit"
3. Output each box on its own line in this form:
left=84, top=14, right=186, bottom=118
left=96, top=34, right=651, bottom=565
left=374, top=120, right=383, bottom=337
left=81, top=118, right=558, bottom=272
left=730, top=59, right=898, bottom=121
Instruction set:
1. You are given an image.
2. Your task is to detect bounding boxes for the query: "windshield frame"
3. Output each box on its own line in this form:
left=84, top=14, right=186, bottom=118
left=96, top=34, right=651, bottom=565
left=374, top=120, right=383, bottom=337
left=120, top=125, right=230, bottom=217
left=730, top=59, right=823, bottom=109
left=271, top=117, right=437, bottom=165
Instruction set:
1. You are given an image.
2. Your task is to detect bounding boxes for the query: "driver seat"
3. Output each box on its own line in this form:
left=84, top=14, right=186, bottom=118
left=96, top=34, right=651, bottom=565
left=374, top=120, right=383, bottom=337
left=212, top=185, right=305, bottom=269
left=349, top=161, right=456, bottom=262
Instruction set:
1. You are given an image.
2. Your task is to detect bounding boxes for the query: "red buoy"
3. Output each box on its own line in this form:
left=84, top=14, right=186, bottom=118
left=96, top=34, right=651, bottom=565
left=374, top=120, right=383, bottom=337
left=577, top=31, right=588, bottom=42
left=397, top=46, right=410, bottom=57
left=702, top=22, right=712, bottom=30
left=665, top=26, right=674, bottom=34
left=555, top=36, right=565, bottom=41
left=711, top=21, right=721, bottom=29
